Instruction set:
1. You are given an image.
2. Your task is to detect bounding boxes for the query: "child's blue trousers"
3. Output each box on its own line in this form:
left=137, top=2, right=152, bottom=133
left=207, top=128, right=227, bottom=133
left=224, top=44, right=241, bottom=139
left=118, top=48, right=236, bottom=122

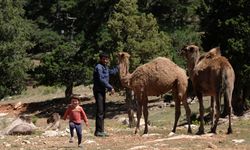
left=69, top=122, right=82, bottom=145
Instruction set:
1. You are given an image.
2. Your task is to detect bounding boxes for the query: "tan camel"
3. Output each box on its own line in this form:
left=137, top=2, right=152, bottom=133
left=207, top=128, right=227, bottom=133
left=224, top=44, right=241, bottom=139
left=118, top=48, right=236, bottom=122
left=117, top=52, right=192, bottom=135
left=181, top=45, right=235, bottom=134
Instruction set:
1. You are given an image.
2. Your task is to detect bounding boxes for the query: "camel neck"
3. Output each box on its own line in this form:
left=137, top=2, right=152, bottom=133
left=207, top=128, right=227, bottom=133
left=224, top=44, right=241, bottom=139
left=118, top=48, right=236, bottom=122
left=118, top=59, right=131, bottom=88
left=187, top=54, right=200, bottom=80
left=118, top=60, right=129, bottom=77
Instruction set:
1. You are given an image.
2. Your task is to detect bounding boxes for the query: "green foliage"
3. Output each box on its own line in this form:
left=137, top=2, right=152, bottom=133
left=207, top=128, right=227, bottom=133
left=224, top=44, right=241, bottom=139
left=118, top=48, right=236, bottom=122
left=30, top=29, right=63, bottom=54
left=169, top=27, right=201, bottom=66
left=42, top=86, right=60, bottom=95
left=36, top=42, right=89, bottom=87
left=0, top=0, right=35, bottom=98
left=138, top=0, right=201, bottom=30
left=106, top=0, right=172, bottom=70
left=137, top=0, right=202, bottom=66
left=31, top=115, right=38, bottom=124
left=0, top=0, right=204, bottom=99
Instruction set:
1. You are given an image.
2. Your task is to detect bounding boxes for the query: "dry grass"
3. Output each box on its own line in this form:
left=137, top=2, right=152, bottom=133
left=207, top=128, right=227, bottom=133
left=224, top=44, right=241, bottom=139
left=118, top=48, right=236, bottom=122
left=1, top=85, right=250, bottom=149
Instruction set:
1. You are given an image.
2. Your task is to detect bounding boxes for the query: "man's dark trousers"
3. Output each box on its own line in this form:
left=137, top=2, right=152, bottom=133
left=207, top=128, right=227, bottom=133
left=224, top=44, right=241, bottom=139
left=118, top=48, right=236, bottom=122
left=94, top=90, right=106, bottom=133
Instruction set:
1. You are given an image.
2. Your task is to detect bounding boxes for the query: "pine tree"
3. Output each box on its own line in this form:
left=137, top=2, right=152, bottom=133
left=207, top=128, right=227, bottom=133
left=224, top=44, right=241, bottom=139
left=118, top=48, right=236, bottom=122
left=0, top=0, right=35, bottom=98
left=106, top=0, right=172, bottom=69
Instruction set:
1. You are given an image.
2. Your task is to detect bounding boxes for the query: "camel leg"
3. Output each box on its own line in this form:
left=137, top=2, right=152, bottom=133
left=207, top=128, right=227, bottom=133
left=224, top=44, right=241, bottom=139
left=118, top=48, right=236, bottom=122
left=135, top=99, right=142, bottom=134
left=210, top=93, right=221, bottom=133
left=210, top=96, right=215, bottom=128
left=171, top=91, right=181, bottom=133
left=226, top=90, right=233, bottom=134
left=142, top=96, right=149, bottom=134
left=182, top=94, right=192, bottom=134
left=197, top=93, right=205, bottom=135
left=125, top=88, right=136, bottom=128
left=221, top=93, right=229, bottom=118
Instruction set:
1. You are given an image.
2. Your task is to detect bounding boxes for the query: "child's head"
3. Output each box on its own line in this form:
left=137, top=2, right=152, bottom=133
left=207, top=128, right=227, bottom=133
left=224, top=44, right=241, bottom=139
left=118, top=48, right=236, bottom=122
left=71, top=96, right=80, bottom=106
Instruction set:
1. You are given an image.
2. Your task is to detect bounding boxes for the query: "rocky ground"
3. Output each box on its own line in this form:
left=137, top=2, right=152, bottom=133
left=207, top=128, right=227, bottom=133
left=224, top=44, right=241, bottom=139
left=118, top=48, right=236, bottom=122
left=0, top=86, right=250, bottom=150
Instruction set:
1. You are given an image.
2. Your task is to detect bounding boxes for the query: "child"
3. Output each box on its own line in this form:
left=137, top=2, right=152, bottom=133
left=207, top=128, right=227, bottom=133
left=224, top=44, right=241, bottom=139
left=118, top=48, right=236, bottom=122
left=63, top=96, right=89, bottom=147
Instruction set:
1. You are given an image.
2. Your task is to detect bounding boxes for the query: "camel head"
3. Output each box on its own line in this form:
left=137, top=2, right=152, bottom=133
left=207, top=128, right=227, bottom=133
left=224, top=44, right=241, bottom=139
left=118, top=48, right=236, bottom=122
left=117, top=52, right=130, bottom=63
left=117, top=52, right=130, bottom=72
left=117, top=52, right=131, bottom=88
left=180, top=44, right=200, bottom=61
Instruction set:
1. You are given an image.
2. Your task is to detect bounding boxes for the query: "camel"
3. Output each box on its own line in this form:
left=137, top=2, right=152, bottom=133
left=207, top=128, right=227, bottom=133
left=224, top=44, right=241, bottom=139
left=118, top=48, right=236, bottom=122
left=181, top=44, right=235, bottom=134
left=117, top=52, right=192, bottom=135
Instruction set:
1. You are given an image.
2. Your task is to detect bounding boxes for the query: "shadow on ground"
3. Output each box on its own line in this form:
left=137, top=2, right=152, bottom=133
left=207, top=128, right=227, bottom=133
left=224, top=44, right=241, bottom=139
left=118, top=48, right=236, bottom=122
left=17, top=97, right=128, bottom=120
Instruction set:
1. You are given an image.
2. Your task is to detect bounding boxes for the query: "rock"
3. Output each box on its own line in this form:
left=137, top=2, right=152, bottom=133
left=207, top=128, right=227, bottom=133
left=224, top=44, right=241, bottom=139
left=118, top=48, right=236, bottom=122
left=129, top=145, right=149, bottom=150
left=22, top=140, right=31, bottom=144
left=83, top=140, right=97, bottom=144
left=142, top=133, right=161, bottom=137
left=3, top=142, right=11, bottom=147
left=208, top=142, right=217, bottom=149
left=1, top=115, right=37, bottom=135
left=9, top=123, right=36, bottom=135
left=13, top=102, right=22, bottom=110
left=168, top=132, right=176, bottom=137
left=0, top=113, right=8, bottom=117
left=42, top=130, right=59, bottom=137
left=232, top=139, right=245, bottom=144
left=65, top=128, right=70, bottom=133
left=170, top=101, right=175, bottom=107
left=117, top=117, right=127, bottom=124
left=184, top=124, right=198, bottom=129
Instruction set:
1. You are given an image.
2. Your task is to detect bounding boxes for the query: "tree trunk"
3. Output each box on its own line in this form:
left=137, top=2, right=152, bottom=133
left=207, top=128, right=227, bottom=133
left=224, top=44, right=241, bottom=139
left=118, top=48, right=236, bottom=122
left=125, top=88, right=136, bottom=127
left=65, top=82, right=73, bottom=98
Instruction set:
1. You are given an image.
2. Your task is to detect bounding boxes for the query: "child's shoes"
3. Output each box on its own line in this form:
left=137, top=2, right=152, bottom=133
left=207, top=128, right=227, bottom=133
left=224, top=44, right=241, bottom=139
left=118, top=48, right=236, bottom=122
left=69, top=137, right=73, bottom=143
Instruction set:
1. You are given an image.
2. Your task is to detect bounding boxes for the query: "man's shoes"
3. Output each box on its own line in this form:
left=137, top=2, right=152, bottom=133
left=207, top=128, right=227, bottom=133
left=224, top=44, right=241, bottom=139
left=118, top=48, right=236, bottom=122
left=78, top=144, right=83, bottom=147
left=103, top=132, right=109, bottom=137
left=94, top=131, right=109, bottom=137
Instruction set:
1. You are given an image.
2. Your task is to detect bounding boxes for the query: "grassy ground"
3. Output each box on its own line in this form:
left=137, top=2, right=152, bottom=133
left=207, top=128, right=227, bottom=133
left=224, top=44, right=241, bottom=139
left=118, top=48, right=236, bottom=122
left=0, top=85, right=250, bottom=150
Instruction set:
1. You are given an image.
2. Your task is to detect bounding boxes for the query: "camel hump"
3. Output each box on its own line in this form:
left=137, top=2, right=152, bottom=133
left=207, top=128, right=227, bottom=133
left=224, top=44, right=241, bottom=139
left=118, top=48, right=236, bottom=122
left=206, top=47, right=221, bottom=58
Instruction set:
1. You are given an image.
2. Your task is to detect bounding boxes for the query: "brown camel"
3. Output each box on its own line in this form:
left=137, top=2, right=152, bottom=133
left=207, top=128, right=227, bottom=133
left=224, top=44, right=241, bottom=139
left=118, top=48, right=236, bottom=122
left=117, top=52, right=192, bottom=135
left=181, top=45, right=235, bottom=134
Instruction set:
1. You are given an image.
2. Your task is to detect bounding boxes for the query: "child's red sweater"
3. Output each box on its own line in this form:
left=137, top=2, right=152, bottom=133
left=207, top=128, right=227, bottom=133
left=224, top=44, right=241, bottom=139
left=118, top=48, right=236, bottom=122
left=63, top=105, right=88, bottom=124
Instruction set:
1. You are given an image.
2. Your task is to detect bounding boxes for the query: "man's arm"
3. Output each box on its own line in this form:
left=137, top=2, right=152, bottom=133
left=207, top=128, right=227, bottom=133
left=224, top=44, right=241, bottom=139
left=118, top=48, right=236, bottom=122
left=96, top=65, right=113, bottom=91
left=109, top=65, right=119, bottom=75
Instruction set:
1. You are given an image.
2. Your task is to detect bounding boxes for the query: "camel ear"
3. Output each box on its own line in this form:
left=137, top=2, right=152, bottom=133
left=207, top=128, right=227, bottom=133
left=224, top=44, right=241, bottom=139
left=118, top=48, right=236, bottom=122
left=117, top=52, right=124, bottom=57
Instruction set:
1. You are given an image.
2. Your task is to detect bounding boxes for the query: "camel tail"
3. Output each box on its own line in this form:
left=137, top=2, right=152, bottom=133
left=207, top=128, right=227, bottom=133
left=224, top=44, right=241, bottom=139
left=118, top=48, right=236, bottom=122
left=221, top=66, right=235, bottom=94
left=221, top=70, right=228, bottom=92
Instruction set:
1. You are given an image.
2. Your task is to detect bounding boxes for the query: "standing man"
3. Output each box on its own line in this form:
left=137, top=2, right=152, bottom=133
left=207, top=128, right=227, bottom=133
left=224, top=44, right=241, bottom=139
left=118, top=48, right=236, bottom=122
left=93, top=52, right=119, bottom=137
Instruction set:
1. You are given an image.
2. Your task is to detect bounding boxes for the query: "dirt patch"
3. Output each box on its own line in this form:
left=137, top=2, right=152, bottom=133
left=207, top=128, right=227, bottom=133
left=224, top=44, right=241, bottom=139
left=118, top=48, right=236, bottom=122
left=1, top=93, right=250, bottom=149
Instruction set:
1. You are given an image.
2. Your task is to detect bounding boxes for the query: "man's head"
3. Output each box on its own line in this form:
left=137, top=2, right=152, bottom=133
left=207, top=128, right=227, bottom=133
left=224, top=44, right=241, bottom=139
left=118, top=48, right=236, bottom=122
left=99, top=52, right=109, bottom=65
